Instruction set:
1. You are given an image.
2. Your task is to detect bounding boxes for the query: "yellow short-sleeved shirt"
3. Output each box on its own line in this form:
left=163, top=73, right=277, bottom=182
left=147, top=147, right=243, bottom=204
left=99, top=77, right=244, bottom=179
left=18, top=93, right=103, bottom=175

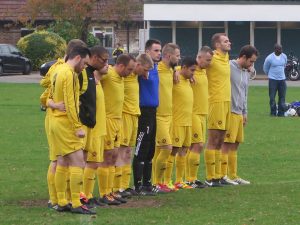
left=172, top=75, right=193, bottom=126
left=157, top=61, right=173, bottom=116
left=123, top=73, right=140, bottom=116
left=101, top=66, right=124, bottom=119
left=192, top=67, right=208, bottom=115
left=206, top=50, right=231, bottom=103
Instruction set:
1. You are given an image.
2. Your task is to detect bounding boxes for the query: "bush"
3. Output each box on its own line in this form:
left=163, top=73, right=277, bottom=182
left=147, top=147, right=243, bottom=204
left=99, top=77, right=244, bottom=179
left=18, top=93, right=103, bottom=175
left=87, top=32, right=100, bottom=47
left=17, top=31, right=66, bottom=70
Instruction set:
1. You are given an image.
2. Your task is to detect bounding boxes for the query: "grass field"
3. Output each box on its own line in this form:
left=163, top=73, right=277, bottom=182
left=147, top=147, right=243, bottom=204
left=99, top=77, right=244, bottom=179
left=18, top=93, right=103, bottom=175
left=0, top=83, right=300, bottom=225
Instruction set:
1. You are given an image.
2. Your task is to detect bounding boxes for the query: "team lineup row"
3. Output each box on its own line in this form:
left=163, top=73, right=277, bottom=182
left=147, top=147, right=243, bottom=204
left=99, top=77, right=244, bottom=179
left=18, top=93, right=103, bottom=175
left=40, top=33, right=258, bottom=215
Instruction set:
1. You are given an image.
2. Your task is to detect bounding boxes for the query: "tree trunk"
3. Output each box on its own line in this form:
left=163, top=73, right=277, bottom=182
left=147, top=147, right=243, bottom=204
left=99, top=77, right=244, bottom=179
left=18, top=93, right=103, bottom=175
left=81, top=17, right=92, bottom=43
left=126, top=22, right=130, bottom=53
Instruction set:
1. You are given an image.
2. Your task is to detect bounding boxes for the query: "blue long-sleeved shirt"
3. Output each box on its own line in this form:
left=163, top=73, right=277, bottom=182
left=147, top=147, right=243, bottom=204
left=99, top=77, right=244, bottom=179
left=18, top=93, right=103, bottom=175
left=263, top=52, right=287, bottom=80
left=139, top=63, right=159, bottom=107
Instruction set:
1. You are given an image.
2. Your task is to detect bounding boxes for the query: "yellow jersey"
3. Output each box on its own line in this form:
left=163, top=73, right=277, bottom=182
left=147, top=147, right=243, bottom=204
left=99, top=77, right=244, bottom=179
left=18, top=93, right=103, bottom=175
left=101, top=66, right=124, bottom=119
left=51, top=63, right=82, bottom=130
left=123, top=73, right=140, bottom=115
left=157, top=61, right=173, bottom=116
left=206, top=50, right=231, bottom=103
left=172, top=75, right=193, bottom=126
left=192, top=67, right=208, bottom=115
left=92, top=82, right=106, bottom=137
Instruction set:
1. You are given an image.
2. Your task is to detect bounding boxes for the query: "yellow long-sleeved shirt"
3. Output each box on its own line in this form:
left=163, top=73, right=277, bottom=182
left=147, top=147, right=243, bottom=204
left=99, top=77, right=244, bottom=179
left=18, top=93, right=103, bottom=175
left=101, top=66, right=124, bottom=119
left=123, top=73, right=140, bottom=115
left=206, top=50, right=231, bottom=103
left=51, top=63, right=82, bottom=130
left=91, top=82, right=106, bottom=137
left=157, top=61, right=173, bottom=116
left=172, top=75, right=193, bottom=126
left=192, top=67, right=208, bottom=115
left=40, top=58, right=65, bottom=107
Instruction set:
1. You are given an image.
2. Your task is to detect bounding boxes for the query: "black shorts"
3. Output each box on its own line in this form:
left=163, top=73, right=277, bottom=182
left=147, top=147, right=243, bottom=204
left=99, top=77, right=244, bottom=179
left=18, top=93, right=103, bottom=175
left=135, top=107, right=156, bottom=161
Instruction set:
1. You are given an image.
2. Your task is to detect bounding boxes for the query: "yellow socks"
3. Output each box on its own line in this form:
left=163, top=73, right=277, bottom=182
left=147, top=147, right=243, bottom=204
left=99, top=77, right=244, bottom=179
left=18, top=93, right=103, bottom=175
left=164, top=155, right=175, bottom=184
left=152, top=147, right=161, bottom=185
left=185, top=150, right=190, bottom=181
left=108, top=166, right=115, bottom=194
left=215, top=150, right=221, bottom=179
left=97, top=167, right=109, bottom=197
left=204, top=149, right=216, bottom=180
left=187, top=151, right=200, bottom=182
left=69, top=166, right=83, bottom=208
left=113, top=166, right=122, bottom=192
left=155, top=149, right=171, bottom=184
left=83, top=167, right=96, bottom=199
left=47, top=164, right=57, bottom=205
left=221, top=152, right=229, bottom=178
left=55, top=165, right=69, bottom=206
left=121, top=164, right=131, bottom=190
left=228, top=150, right=238, bottom=179
left=175, top=155, right=186, bottom=183
left=66, top=171, right=71, bottom=202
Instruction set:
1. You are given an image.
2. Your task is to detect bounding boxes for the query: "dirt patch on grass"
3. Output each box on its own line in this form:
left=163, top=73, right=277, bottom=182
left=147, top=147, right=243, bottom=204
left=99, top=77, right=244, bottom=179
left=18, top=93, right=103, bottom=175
left=19, top=199, right=48, bottom=207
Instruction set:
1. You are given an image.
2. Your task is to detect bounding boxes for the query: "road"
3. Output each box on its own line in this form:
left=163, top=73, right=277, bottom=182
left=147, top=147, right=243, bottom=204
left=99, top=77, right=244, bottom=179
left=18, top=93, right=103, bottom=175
left=1, top=72, right=300, bottom=87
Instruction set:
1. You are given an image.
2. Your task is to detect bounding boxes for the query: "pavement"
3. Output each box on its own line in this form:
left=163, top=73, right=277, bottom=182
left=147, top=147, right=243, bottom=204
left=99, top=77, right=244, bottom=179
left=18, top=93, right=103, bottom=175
left=1, top=71, right=300, bottom=87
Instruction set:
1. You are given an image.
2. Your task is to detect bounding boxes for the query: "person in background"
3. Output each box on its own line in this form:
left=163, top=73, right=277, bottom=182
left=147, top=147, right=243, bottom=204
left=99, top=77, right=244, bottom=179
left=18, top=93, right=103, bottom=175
left=263, top=43, right=287, bottom=117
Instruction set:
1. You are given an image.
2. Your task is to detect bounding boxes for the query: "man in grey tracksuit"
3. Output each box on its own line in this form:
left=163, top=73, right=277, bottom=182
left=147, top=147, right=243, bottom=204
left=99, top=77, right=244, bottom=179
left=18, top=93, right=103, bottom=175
left=220, top=45, right=258, bottom=185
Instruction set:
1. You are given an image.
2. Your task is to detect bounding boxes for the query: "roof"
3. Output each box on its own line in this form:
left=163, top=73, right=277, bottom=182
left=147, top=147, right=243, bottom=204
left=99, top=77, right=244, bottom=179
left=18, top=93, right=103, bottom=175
left=0, top=0, right=143, bottom=23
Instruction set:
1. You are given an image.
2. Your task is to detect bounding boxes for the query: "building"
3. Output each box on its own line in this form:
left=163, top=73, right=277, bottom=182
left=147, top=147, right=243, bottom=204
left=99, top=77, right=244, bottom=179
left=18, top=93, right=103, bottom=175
left=144, top=0, right=300, bottom=72
left=0, top=0, right=144, bottom=53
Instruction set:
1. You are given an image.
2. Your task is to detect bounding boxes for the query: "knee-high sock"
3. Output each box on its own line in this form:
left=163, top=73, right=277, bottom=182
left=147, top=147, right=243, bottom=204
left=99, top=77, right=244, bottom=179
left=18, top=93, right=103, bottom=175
left=204, top=149, right=216, bottom=180
left=164, top=155, right=175, bottom=184
left=221, top=152, right=229, bottom=178
left=69, top=166, right=83, bottom=208
left=215, top=150, right=222, bottom=179
left=47, top=163, right=57, bottom=205
left=143, top=160, right=152, bottom=187
left=55, top=165, right=68, bottom=206
left=132, top=156, right=144, bottom=189
left=83, top=167, right=96, bottom=199
left=175, top=155, right=186, bottom=183
left=66, top=170, right=71, bottom=202
left=108, top=166, right=115, bottom=194
left=151, top=146, right=161, bottom=185
left=97, top=167, right=109, bottom=197
left=155, top=149, right=171, bottom=184
left=228, top=150, right=238, bottom=179
left=121, top=164, right=131, bottom=189
left=113, top=166, right=122, bottom=192
left=185, top=150, right=191, bottom=181
left=187, top=151, right=200, bottom=182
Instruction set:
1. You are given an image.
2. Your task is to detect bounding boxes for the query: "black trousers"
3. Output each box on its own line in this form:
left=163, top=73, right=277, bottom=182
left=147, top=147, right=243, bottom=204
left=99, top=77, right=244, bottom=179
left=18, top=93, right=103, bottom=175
left=133, top=107, right=156, bottom=188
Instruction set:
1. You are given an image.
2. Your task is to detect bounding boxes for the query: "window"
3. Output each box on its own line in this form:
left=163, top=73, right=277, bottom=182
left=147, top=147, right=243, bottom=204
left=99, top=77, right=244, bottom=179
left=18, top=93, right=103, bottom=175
left=0, top=45, right=10, bottom=54
left=92, top=27, right=114, bottom=48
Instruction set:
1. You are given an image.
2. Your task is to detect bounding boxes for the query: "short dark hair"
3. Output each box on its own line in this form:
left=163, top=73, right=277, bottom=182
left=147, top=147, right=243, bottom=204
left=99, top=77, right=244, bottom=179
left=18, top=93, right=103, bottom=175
left=181, top=57, right=197, bottom=68
left=116, top=54, right=136, bottom=66
left=145, top=39, right=161, bottom=51
left=238, top=45, right=259, bottom=59
left=89, top=45, right=109, bottom=57
left=66, top=39, right=87, bottom=56
left=66, top=46, right=91, bottom=61
left=211, top=33, right=227, bottom=49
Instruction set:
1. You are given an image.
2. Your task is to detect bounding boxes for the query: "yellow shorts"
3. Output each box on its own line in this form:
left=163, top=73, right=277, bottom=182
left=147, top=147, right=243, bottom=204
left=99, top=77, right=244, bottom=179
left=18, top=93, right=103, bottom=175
left=172, top=126, right=192, bottom=148
left=82, top=125, right=92, bottom=150
left=191, top=114, right=207, bottom=144
left=120, top=113, right=138, bottom=147
left=45, top=110, right=57, bottom=161
left=86, top=136, right=105, bottom=163
left=156, top=115, right=172, bottom=146
left=208, top=101, right=231, bottom=130
left=104, top=118, right=122, bottom=150
left=50, top=116, right=84, bottom=156
left=224, top=113, right=244, bottom=143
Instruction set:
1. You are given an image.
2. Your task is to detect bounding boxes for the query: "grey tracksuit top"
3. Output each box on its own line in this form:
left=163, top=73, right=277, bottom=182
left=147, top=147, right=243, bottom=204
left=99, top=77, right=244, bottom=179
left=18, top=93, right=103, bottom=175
left=230, top=60, right=251, bottom=115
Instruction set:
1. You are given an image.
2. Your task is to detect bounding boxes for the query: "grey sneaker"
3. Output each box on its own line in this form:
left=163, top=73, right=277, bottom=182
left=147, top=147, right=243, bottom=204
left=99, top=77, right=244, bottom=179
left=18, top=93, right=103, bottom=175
left=220, top=176, right=238, bottom=185
left=233, top=177, right=250, bottom=185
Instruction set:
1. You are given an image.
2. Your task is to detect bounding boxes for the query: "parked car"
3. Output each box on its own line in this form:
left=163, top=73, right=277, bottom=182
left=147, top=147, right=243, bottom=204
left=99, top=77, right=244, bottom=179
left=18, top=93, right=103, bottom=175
left=0, top=44, right=32, bottom=75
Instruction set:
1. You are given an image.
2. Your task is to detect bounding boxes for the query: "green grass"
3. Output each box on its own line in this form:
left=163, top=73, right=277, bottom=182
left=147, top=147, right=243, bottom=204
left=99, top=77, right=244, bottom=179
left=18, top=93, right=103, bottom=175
left=1, top=83, right=300, bottom=225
